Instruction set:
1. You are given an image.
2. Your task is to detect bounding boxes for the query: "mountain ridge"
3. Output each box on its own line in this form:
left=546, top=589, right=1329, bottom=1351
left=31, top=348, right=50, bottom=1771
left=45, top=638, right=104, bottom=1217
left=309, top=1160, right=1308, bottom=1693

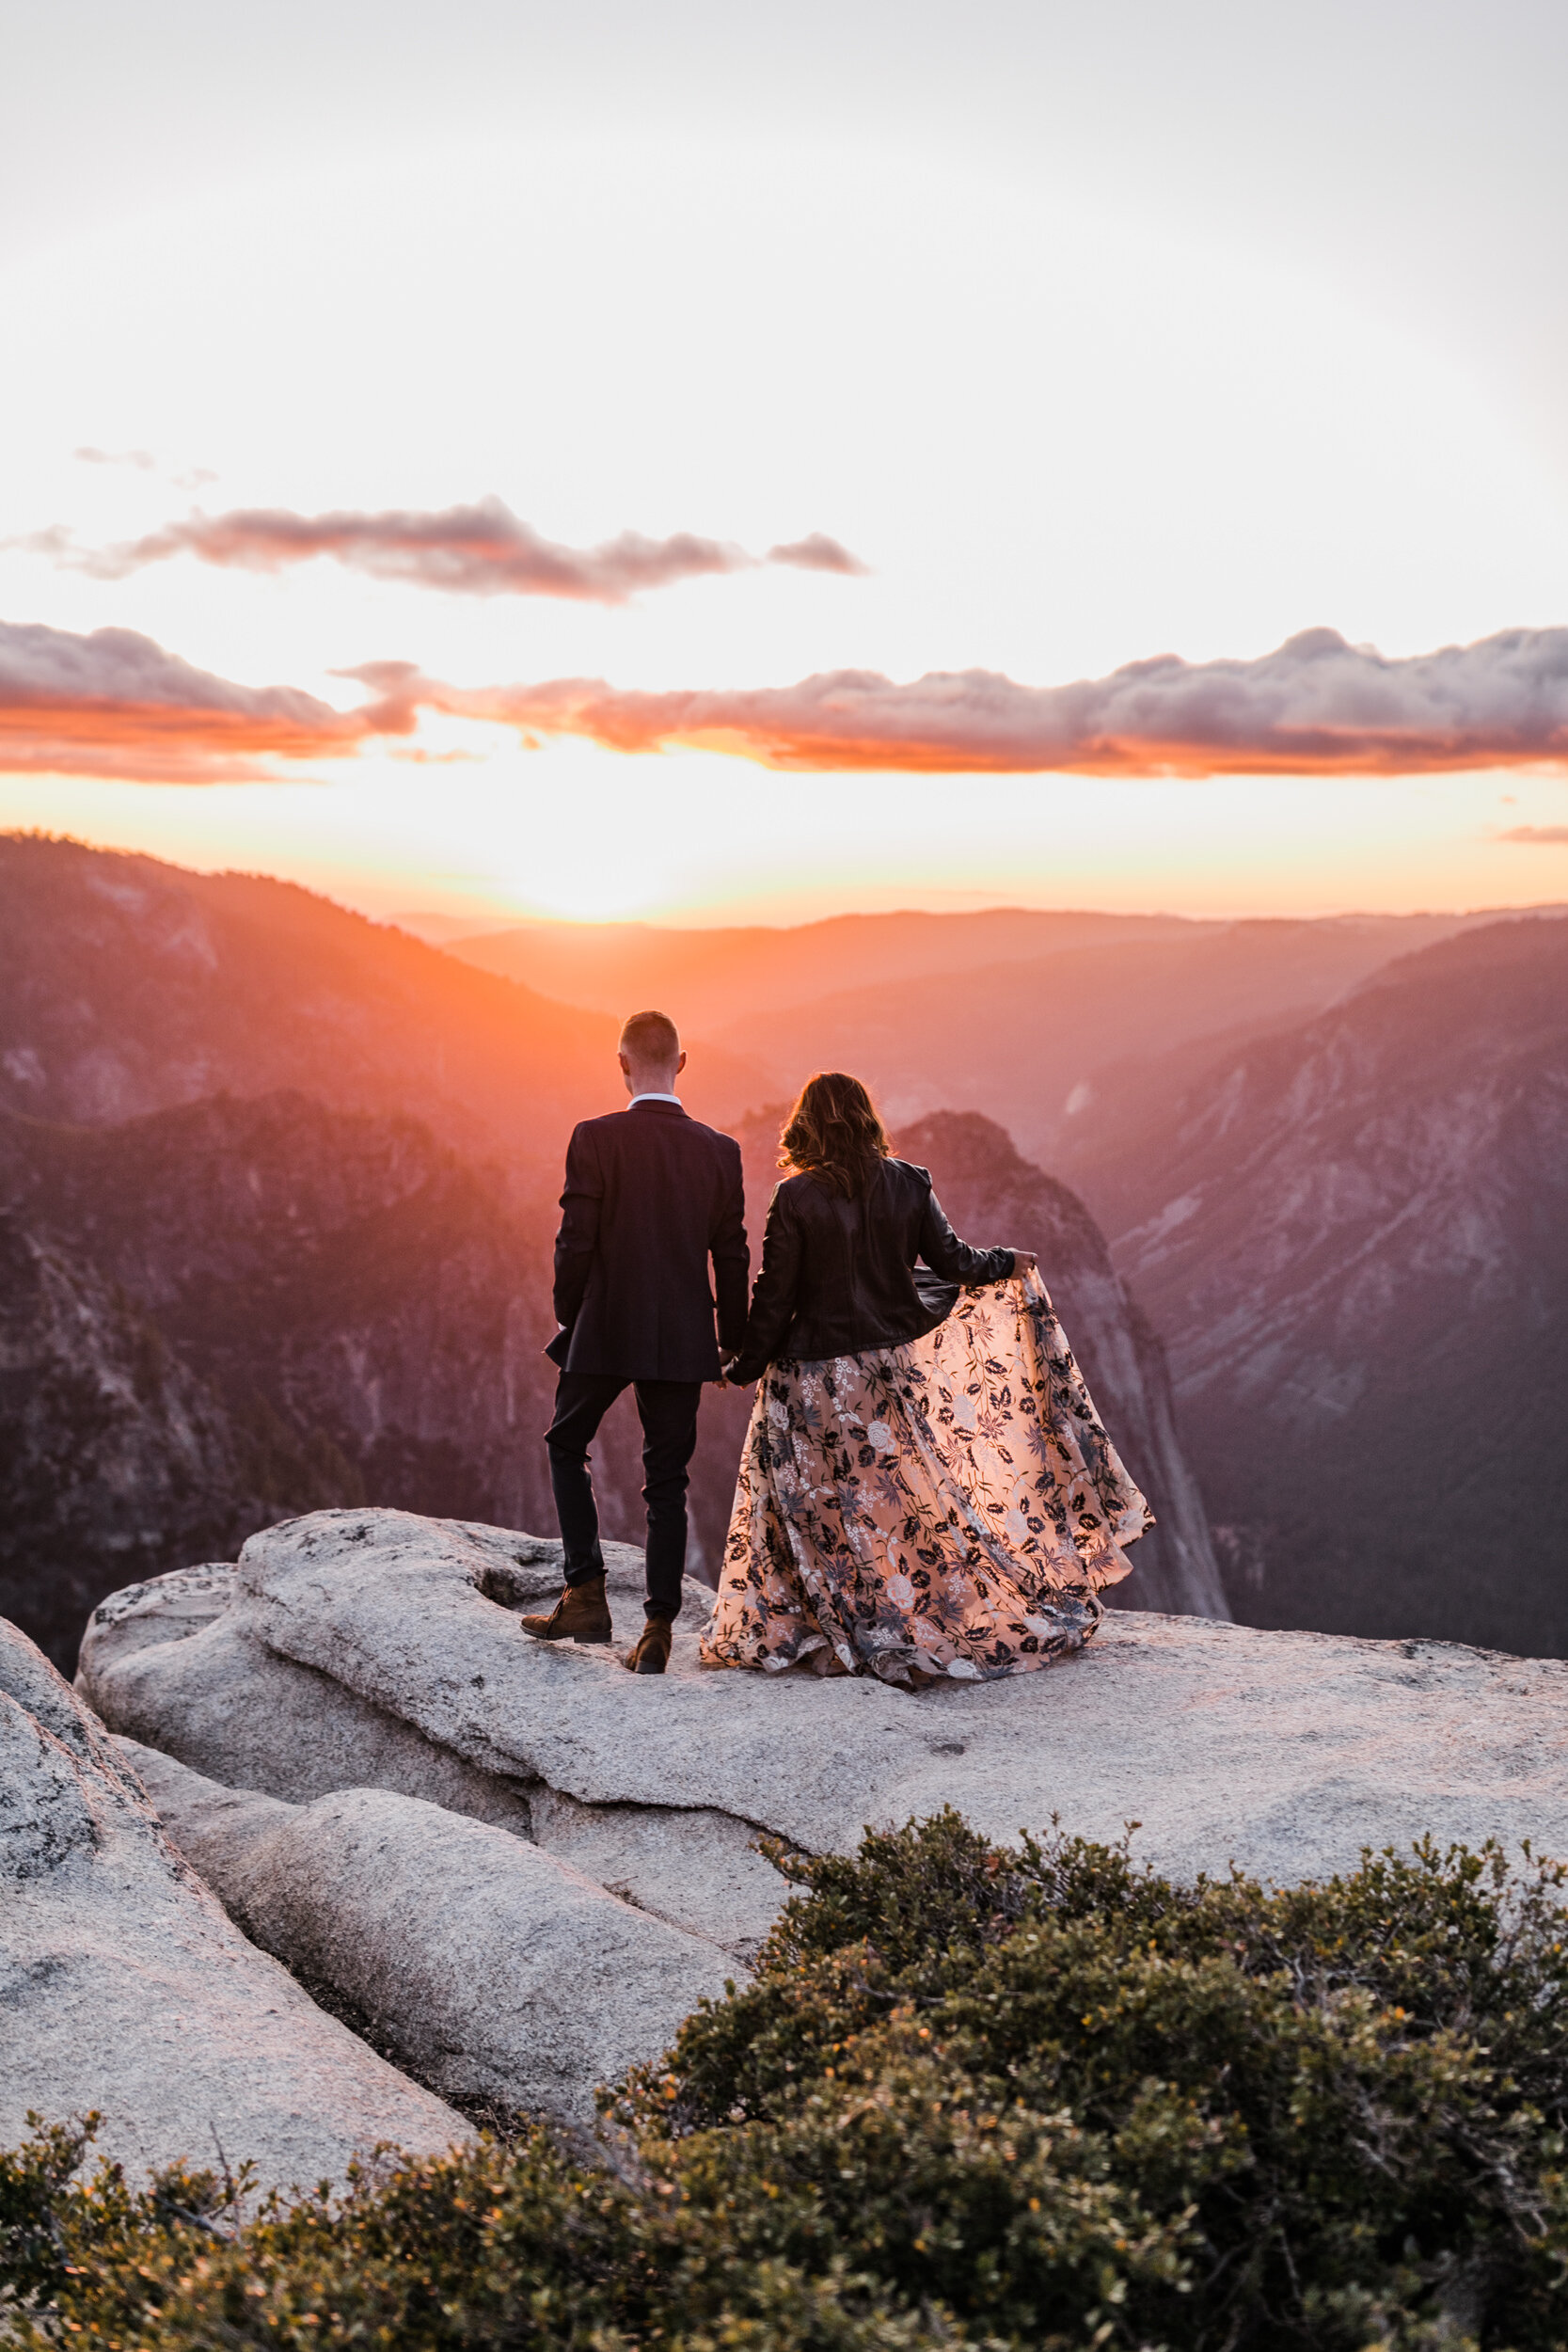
left=449, top=898, right=1553, bottom=1163
left=1063, top=914, right=1568, bottom=1652
left=0, top=834, right=767, bottom=1162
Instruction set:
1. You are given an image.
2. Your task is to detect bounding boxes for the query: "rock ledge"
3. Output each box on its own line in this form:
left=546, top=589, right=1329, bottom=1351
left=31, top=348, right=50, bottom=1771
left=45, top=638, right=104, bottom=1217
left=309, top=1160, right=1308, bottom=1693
left=82, top=1508, right=1568, bottom=1925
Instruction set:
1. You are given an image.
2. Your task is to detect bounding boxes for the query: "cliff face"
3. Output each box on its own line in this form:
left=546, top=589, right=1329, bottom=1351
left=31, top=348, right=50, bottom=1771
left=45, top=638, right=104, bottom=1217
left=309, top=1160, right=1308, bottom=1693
left=0, top=1096, right=561, bottom=1662
left=0, top=1094, right=549, bottom=1510
left=0, top=1214, right=248, bottom=1663
left=1062, top=916, right=1568, bottom=1655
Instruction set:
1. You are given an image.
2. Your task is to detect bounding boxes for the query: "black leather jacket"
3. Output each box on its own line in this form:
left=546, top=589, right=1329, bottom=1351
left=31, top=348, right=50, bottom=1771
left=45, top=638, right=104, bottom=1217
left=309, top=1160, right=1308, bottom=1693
left=728, top=1157, right=1012, bottom=1381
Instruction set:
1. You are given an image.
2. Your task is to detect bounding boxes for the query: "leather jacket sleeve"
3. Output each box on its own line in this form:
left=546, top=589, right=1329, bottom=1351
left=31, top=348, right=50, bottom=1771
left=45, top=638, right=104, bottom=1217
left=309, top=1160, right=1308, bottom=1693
left=728, top=1185, right=801, bottom=1382
left=552, top=1123, right=602, bottom=1332
left=917, top=1184, right=1013, bottom=1287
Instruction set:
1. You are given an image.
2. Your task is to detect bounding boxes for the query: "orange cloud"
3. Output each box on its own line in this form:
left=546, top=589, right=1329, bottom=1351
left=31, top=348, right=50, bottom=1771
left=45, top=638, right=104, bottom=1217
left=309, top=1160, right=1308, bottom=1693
left=11, top=619, right=1568, bottom=787
left=19, top=500, right=867, bottom=604
left=370, top=626, right=1568, bottom=777
left=766, top=532, right=868, bottom=576
left=0, top=621, right=412, bottom=783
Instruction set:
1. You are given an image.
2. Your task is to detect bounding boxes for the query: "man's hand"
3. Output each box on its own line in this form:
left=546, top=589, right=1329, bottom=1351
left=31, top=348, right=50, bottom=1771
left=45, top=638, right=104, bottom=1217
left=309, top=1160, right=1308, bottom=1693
left=1010, top=1249, right=1037, bottom=1277
left=712, top=1357, right=738, bottom=1391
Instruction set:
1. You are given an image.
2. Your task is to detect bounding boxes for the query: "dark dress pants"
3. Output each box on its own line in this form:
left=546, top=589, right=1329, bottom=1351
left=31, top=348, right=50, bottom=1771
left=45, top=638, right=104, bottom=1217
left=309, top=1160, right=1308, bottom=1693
left=546, top=1373, right=702, bottom=1622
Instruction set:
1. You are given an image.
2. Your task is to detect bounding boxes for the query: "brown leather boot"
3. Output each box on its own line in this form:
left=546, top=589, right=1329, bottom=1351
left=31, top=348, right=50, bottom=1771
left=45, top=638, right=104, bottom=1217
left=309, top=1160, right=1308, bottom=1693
left=625, top=1616, right=673, bottom=1674
left=519, top=1576, right=612, bottom=1643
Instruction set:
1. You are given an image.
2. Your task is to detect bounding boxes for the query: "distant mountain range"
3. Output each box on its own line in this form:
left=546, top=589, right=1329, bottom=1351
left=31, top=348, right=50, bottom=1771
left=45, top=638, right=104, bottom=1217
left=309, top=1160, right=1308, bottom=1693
left=448, top=902, right=1518, bottom=1163
left=1058, top=914, right=1568, bottom=1656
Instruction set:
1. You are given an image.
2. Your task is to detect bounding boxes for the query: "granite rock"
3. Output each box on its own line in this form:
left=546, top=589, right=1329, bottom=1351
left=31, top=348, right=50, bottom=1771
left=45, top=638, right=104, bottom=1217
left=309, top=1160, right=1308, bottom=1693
left=80, top=1527, right=786, bottom=1956
left=119, top=1740, right=738, bottom=2126
left=0, top=1614, right=469, bottom=2188
left=83, top=1510, right=1568, bottom=1928
left=79, top=1565, right=535, bottom=1834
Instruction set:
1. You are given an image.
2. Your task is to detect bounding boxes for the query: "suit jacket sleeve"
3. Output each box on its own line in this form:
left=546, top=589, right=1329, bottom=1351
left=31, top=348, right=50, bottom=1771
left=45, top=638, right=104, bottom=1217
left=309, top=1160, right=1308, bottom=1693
left=728, top=1185, right=801, bottom=1382
left=709, top=1139, right=751, bottom=1359
left=916, top=1177, right=1013, bottom=1287
left=552, top=1123, right=603, bottom=1332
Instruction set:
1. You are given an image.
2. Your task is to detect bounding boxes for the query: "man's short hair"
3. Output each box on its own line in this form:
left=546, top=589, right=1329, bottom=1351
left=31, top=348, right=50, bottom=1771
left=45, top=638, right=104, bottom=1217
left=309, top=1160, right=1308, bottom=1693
left=619, top=1009, right=680, bottom=1065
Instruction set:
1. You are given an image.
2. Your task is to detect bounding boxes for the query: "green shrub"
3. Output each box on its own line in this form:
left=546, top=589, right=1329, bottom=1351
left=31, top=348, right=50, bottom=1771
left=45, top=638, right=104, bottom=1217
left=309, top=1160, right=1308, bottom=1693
left=8, top=1812, right=1568, bottom=2348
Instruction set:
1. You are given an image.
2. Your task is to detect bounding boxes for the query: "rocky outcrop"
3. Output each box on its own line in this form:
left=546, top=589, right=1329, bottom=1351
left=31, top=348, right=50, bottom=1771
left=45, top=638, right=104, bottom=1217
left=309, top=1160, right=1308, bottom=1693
left=119, top=1741, right=737, bottom=2128
left=0, top=1613, right=469, bottom=2189
left=80, top=1561, right=538, bottom=1834
left=82, top=1511, right=1568, bottom=1915
left=80, top=1529, right=787, bottom=1957
left=1062, top=914, right=1568, bottom=1656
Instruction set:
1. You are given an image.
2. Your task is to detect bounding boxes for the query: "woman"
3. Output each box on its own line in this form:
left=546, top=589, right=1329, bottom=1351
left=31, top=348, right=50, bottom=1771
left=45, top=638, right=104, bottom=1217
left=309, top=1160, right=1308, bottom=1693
left=700, top=1073, right=1151, bottom=1687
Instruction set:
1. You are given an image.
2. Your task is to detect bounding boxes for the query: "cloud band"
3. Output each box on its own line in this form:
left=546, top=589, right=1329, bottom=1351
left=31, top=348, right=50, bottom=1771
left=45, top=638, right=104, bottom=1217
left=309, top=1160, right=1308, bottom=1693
left=400, top=625, right=1568, bottom=776
left=7, top=620, right=1567, bottom=784
left=17, top=500, right=865, bottom=603
left=0, top=620, right=410, bottom=782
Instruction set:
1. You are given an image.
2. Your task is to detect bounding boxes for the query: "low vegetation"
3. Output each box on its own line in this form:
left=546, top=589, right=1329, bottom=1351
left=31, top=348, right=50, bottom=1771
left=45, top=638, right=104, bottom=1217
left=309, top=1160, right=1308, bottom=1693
left=7, top=1811, right=1568, bottom=2349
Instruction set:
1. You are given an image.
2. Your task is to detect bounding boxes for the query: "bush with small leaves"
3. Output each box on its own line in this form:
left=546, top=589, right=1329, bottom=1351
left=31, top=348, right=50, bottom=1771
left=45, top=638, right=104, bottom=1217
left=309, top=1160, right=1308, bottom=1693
left=8, top=1810, right=1568, bottom=2349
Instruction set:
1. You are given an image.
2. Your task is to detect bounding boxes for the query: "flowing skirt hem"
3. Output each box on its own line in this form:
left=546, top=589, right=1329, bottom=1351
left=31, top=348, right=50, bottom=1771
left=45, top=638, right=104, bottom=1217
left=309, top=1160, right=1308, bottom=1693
left=702, top=1270, right=1147, bottom=1687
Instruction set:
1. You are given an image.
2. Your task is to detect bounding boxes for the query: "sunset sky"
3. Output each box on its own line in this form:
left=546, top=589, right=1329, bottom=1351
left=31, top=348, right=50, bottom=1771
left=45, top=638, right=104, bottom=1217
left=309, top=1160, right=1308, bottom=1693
left=3, top=0, right=1567, bottom=927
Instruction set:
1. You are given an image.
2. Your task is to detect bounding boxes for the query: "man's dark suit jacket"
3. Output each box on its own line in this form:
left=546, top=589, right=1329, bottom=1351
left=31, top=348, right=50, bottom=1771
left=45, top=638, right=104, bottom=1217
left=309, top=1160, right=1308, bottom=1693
left=548, top=1099, right=750, bottom=1381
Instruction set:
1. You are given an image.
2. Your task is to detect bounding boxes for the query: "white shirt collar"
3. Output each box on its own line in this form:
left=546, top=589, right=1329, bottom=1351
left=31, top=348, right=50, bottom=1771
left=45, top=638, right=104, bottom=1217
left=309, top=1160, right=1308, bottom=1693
left=629, top=1091, right=683, bottom=1106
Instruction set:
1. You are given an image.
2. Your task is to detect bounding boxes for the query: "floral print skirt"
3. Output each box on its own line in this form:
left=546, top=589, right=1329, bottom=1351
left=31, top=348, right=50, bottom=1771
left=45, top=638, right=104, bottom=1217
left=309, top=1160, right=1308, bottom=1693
left=700, top=1270, right=1151, bottom=1688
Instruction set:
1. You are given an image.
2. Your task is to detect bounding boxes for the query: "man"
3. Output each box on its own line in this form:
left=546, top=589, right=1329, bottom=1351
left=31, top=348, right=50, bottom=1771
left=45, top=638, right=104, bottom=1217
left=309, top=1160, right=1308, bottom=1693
left=522, top=1009, right=749, bottom=1673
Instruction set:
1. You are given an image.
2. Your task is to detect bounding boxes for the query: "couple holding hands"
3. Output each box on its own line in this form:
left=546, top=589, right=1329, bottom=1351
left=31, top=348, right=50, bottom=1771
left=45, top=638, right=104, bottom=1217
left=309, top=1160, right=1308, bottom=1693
left=523, top=1009, right=1150, bottom=1686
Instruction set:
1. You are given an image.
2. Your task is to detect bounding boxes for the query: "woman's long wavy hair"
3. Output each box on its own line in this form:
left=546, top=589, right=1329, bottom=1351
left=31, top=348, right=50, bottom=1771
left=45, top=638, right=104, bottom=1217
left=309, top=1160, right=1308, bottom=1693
left=779, top=1072, right=892, bottom=1198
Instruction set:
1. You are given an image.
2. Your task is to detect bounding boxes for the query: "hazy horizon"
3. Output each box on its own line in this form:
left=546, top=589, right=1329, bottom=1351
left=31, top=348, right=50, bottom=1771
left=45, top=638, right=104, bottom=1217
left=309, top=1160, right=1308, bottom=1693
left=12, top=825, right=1568, bottom=938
